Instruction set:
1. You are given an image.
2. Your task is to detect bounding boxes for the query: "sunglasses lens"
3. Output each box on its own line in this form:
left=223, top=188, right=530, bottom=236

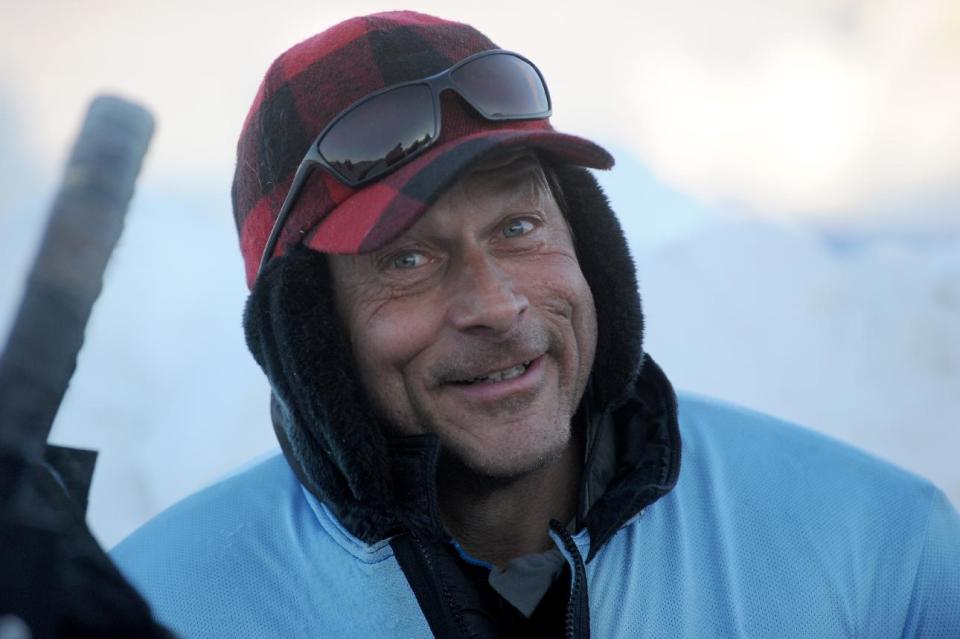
left=318, top=84, right=437, bottom=184
left=451, top=54, right=549, bottom=118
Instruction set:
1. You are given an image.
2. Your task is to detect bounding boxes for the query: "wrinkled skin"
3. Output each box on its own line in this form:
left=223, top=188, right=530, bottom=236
left=329, top=157, right=597, bottom=481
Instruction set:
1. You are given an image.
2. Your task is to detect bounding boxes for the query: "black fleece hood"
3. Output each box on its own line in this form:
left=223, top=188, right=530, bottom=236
left=243, top=164, right=680, bottom=552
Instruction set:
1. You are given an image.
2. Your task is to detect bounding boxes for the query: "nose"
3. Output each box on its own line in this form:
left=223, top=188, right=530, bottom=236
left=445, top=249, right=528, bottom=336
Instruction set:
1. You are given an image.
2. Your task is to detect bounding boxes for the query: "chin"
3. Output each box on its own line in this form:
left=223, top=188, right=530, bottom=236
left=440, top=421, right=573, bottom=482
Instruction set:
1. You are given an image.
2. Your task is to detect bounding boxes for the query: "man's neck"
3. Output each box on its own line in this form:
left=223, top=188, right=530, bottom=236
left=437, top=438, right=582, bottom=569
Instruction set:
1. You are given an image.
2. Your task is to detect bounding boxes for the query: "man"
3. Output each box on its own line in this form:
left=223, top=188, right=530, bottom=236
left=113, top=11, right=960, bottom=638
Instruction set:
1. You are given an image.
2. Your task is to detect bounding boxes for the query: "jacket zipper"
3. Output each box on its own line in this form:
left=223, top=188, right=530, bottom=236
left=410, top=532, right=474, bottom=639
left=550, top=520, right=590, bottom=639
left=391, top=532, right=474, bottom=638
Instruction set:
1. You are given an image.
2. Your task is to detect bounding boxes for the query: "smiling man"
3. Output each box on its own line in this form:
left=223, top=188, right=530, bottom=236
left=329, top=153, right=597, bottom=567
left=112, top=10, right=960, bottom=638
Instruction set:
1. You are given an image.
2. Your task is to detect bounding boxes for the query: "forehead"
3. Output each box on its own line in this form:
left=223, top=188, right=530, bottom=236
left=417, top=153, right=554, bottom=222
left=458, top=152, right=549, bottom=190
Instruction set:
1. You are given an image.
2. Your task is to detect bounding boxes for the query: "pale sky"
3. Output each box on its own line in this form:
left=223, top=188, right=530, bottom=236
left=2, top=0, right=959, bottom=229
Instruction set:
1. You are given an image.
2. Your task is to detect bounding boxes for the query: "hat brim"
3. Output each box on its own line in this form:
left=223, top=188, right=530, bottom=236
left=304, top=128, right=614, bottom=254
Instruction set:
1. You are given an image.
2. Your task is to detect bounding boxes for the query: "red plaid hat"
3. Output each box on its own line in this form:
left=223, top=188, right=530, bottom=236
left=232, top=11, right=614, bottom=288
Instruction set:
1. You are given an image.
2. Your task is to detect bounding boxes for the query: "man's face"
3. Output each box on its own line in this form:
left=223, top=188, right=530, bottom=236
left=329, top=157, right=597, bottom=479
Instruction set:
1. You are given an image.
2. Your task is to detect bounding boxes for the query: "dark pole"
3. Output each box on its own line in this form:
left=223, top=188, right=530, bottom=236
left=0, top=97, right=174, bottom=639
left=0, top=95, right=154, bottom=464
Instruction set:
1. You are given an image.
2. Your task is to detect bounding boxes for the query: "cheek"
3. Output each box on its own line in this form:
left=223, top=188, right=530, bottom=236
left=528, top=257, right=596, bottom=322
left=530, top=260, right=598, bottom=371
left=351, top=316, right=409, bottom=383
left=564, top=271, right=598, bottom=359
left=575, top=283, right=598, bottom=373
left=346, top=299, right=438, bottom=425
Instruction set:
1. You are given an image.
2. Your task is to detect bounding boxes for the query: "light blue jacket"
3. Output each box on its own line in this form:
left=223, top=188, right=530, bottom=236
left=112, top=395, right=960, bottom=637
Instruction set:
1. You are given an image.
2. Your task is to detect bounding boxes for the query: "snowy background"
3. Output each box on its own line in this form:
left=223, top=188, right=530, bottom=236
left=1, top=0, right=958, bottom=548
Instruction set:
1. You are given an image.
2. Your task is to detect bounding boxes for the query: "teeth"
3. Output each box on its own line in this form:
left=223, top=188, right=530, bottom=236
left=465, top=361, right=530, bottom=385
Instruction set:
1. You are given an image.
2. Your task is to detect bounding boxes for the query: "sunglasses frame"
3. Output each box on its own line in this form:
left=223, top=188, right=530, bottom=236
left=258, top=49, right=552, bottom=277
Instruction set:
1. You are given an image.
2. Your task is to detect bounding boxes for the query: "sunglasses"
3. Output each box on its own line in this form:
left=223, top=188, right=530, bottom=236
left=258, top=49, right=552, bottom=276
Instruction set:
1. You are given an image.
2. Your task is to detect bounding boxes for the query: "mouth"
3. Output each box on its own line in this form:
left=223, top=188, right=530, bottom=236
left=450, top=361, right=532, bottom=386
left=439, top=355, right=547, bottom=403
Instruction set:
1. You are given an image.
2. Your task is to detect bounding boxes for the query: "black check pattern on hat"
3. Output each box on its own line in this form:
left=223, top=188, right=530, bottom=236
left=368, top=26, right=460, bottom=85
left=233, top=11, right=612, bottom=287
left=233, top=13, right=499, bottom=279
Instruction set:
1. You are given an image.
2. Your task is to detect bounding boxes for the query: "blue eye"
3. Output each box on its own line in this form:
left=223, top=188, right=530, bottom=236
left=503, top=219, right=534, bottom=238
left=392, top=251, right=426, bottom=269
